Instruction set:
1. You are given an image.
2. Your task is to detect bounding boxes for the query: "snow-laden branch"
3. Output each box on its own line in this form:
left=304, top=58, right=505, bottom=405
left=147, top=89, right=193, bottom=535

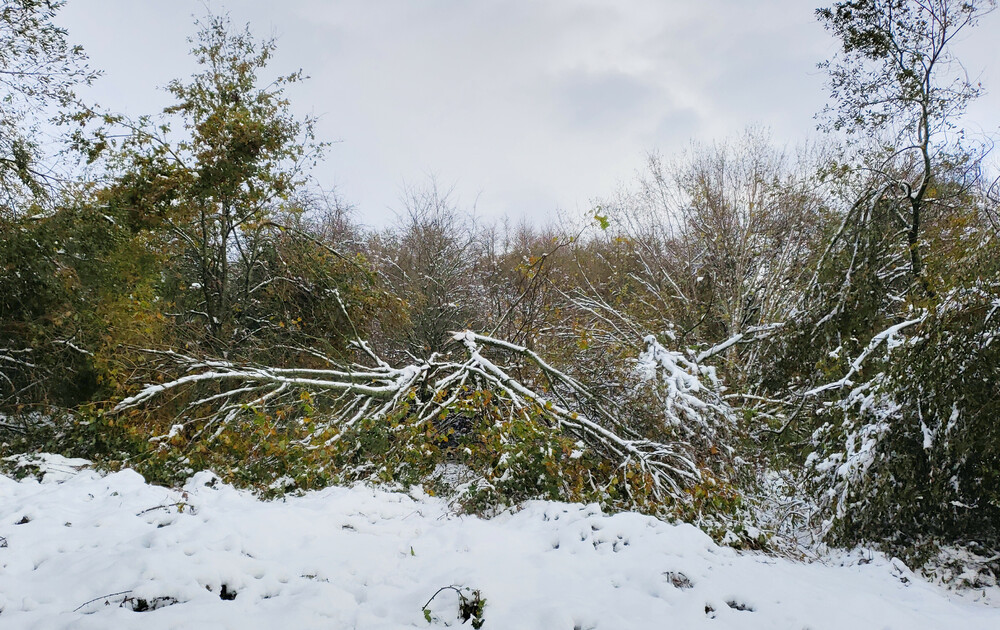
left=0, top=348, right=35, bottom=369
left=637, top=336, right=735, bottom=444
left=116, top=365, right=423, bottom=410
left=53, top=339, right=94, bottom=356
left=117, top=331, right=723, bottom=501
left=694, top=333, right=743, bottom=363
left=803, top=313, right=926, bottom=397
left=453, top=332, right=700, bottom=493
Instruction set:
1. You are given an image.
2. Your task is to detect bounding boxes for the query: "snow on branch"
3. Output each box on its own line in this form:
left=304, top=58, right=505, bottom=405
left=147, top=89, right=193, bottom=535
left=694, top=333, right=743, bottom=364
left=0, top=348, right=36, bottom=392
left=117, top=331, right=713, bottom=501
left=803, top=313, right=926, bottom=397
left=636, top=335, right=735, bottom=443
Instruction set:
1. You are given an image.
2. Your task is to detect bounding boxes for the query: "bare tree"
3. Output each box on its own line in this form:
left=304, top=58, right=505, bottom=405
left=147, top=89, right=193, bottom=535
left=372, top=182, right=483, bottom=358
left=567, top=129, right=824, bottom=389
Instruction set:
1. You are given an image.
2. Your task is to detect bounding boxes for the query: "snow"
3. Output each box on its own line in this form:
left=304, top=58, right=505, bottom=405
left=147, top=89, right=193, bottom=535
left=636, top=335, right=731, bottom=439
left=804, top=314, right=926, bottom=397
left=1, top=457, right=998, bottom=629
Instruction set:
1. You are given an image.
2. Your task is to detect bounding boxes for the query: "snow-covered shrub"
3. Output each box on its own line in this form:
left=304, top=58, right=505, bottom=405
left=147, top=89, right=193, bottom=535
left=634, top=334, right=735, bottom=454
left=806, top=288, right=1000, bottom=565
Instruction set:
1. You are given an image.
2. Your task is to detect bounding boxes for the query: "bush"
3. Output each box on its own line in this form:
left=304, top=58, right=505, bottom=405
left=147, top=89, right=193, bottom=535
left=806, top=282, right=1000, bottom=562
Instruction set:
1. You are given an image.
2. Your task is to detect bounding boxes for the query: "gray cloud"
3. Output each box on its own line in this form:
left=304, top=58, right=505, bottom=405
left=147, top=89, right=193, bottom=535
left=57, top=0, right=999, bottom=227
left=548, top=69, right=657, bottom=129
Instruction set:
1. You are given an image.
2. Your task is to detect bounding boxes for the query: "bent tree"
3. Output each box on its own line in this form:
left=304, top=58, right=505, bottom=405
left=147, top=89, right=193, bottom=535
left=797, top=0, right=1000, bottom=559
left=817, top=0, right=996, bottom=294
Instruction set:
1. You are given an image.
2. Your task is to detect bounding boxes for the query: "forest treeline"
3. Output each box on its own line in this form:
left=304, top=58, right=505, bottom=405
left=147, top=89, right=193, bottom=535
left=2, top=1, right=999, bottom=578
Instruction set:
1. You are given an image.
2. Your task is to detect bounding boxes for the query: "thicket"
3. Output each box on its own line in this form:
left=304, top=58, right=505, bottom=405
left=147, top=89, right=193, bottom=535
left=2, top=0, right=998, bottom=576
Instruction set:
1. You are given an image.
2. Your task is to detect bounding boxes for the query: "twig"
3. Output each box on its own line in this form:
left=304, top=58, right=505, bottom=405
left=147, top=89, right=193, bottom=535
left=73, top=590, right=133, bottom=613
left=421, top=585, right=463, bottom=611
left=135, top=502, right=186, bottom=516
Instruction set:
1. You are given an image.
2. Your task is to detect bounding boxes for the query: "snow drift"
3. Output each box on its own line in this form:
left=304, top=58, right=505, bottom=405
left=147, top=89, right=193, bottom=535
left=0, top=456, right=997, bottom=629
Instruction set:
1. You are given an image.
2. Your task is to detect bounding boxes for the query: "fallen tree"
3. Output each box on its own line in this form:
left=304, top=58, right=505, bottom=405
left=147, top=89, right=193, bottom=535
left=116, top=330, right=735, bottom=506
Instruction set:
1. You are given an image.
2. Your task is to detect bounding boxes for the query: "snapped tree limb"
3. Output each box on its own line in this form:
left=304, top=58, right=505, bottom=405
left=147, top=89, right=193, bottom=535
left=116, top=330, right=727, bottom=501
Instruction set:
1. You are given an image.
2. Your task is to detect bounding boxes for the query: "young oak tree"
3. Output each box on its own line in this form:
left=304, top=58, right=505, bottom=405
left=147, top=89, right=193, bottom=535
left=105, top=13, right=326, bottom=350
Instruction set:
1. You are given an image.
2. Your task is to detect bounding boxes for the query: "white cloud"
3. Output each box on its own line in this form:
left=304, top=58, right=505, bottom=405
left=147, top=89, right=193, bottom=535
left=58, top=0, right=998, bottom=227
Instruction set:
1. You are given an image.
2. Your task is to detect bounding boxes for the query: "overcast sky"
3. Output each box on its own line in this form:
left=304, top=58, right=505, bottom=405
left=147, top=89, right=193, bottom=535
left=58, top=1, right=999, bottom=228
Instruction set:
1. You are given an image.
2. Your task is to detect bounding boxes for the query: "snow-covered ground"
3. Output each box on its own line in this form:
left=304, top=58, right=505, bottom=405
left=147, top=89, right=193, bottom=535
left=1, top=455, right=998, bottom=629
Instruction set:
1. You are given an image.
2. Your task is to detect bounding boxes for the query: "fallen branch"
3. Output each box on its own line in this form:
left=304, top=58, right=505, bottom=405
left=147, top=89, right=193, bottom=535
left=116, top=330, right=720, bottom=502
